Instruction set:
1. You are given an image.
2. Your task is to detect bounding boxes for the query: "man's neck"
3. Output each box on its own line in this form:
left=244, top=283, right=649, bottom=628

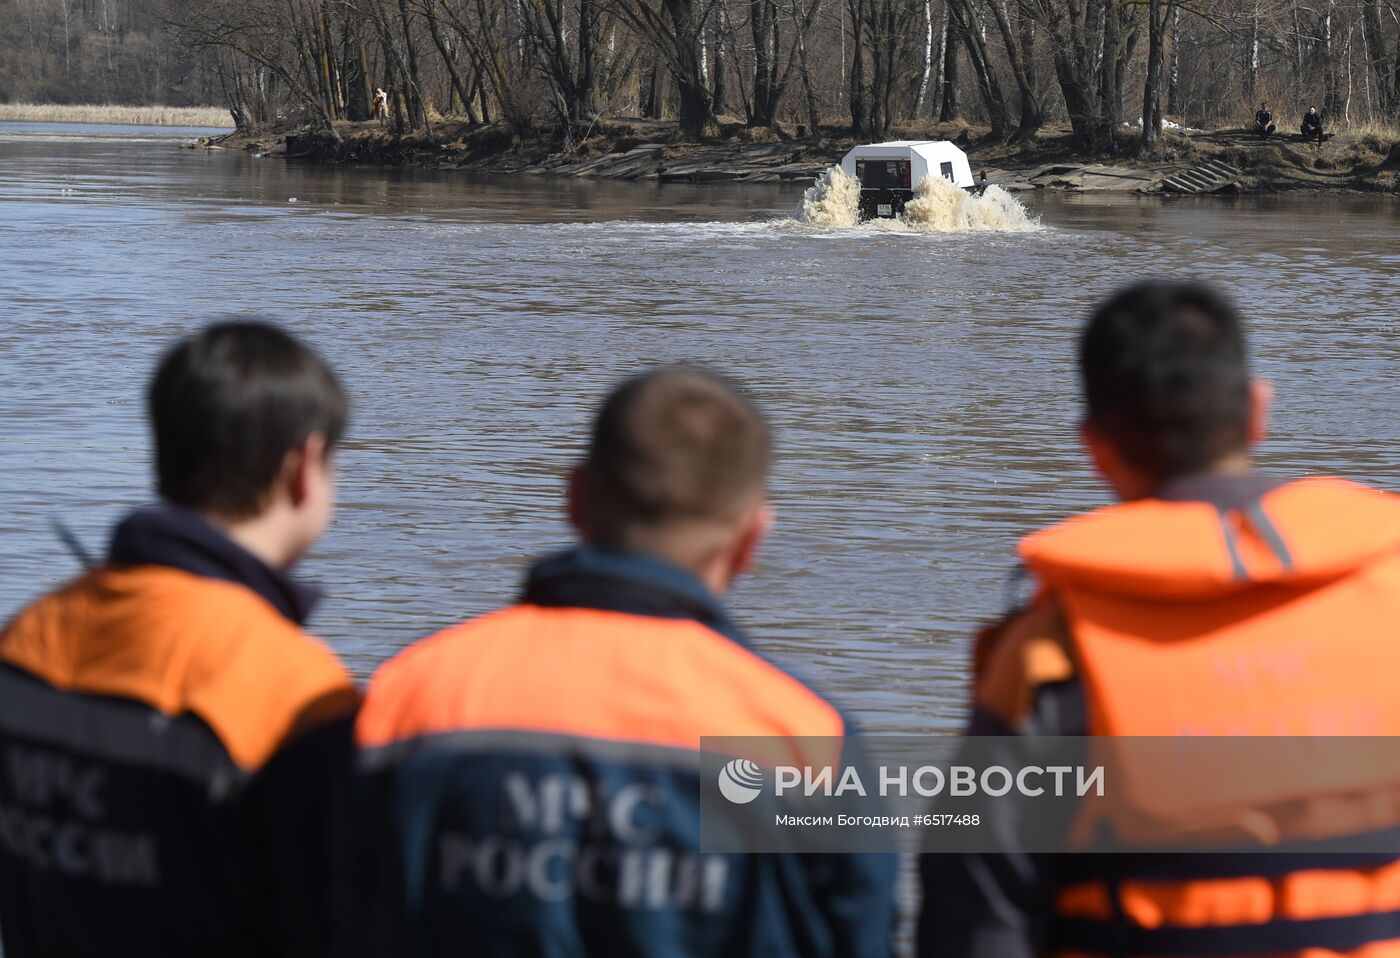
left=589, top=536, right=732, bottom=597
left=210, top=511, right=295, bottom=570
left=1150, top=467, right=1284, bottom=511
left=1198, top=452, right=1253, bottom=479
left=1119, top=453, right=1254, bottom=502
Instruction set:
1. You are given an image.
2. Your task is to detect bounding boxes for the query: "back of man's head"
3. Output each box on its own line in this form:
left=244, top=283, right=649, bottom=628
left=583, top=367, right=770, bottom=548
left=150, top=322, right=347, bottom=520
left=1079, top=281, right=1250, bottom=482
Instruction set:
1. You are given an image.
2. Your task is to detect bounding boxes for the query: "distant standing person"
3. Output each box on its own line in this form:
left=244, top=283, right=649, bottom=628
left=372, top=86, right=389, bottom=123
left=1302, top=105, right=1325, bottom=142
left=1253, top=102, right=1276, bottom=137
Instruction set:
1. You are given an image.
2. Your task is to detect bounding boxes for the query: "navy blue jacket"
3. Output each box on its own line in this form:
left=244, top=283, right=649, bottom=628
left=346, top=546, right=897, bottom=957
left=0, top=508, right=357, bottom=958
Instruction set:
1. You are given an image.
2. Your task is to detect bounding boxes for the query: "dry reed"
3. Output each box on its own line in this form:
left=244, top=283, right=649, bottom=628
left=0, top=102, right=233, bottom=127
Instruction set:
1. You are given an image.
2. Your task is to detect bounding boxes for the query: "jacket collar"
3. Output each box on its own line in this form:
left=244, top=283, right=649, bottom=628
left=1151, top=471, right=1286, bottom=512
left=521, top=545, right=744, bottom=645
left=107, top=506, right=320, bottom=625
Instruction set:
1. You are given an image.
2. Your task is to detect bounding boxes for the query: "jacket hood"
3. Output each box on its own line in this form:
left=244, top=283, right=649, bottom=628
left=108, top=506, right=319, bottom=625
left=1020, top=478, right=1400, bottom=600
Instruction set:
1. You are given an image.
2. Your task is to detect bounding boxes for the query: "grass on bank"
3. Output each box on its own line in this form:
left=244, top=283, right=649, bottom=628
left=0, top=102, right=234, bottom=127
left=1338, top=121, right=1400, bottom=155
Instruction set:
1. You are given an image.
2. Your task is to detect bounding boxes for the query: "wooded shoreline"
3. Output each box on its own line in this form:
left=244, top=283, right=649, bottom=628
left=8, top=1, right=1400, bottom=194
left=199, top=117, right=1400, bottom=196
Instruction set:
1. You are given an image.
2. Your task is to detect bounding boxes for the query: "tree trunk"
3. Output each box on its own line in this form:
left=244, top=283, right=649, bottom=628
left=1246, top=0, right=1260, bottom=100
left=1322, top=0, right=1343, bottom=117
left=667, top=0, right=714, bottom=136
left=939, top=11, right=960, bottom=121
left=950, top=0, right=1012, bottom=140
left=750, top=0, right=777, bottom=124
left=1041, top=10, right=1102, bottom=150
left=848, top=0, right=871, bottom=134
left=396, top=0, right=431, bottom=134
left=423, top=0, right=472, bottom=120
left=344, top=20, right=373, bottom=121
left=1097, top=0, right=1122, bottom=150
left=1142, top=0, right=1166, bottom=152
left=576, top=0, right=597, bottom=121
left=643, top=59, right=663, bottom=117
left=1166, top=4, right=1180, bottom=116
left=793, top=0, right=823, bottom=143
left=1361, top=0, right=1397, bottom=115
left=986, top=0, right=1043, bottom=140
left=713, top=0, right=731, bottom=113
left=914, top=0, right=933, bottom=116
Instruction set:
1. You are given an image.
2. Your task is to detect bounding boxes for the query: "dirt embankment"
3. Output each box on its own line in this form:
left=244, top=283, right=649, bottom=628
left=945, top=124, right=1400, bottom=194
left=203, top=117, right=848, bottom=184
left=198, top=117, right=1400, bottom=195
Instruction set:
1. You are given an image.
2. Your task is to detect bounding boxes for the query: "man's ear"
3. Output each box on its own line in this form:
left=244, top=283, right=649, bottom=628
left=566, top=465, right=590, bottom=537
left=1246, top=378, right=1273, bottom=447
left=1081, top=420, right=1155, bottom=501
left=729, top=501, right=774, bottom=580
left=287, top=432, right=328, bottom=508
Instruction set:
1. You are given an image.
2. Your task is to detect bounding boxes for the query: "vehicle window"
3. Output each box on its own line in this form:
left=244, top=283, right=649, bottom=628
left=940, top=161, right=955, bottom=181
left=855, top=159, right=911, bottom=190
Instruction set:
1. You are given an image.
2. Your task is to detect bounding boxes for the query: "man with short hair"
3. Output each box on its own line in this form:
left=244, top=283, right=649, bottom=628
left=918, top=282, right=1400, bottom=957
left=350, top=367, right=896, bottom=957
left=1254, top=102, right=1276, bottom=137
left=1302, top=105, right=1326, bottom=142
left=0, top=322, right=359, bottom=958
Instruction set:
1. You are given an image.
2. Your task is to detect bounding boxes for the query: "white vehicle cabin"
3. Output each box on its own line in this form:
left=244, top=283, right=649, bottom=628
left=840, top=141, right=976, bottom=219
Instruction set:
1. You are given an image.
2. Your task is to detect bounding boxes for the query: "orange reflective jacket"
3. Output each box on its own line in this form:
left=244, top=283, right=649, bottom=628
left=348, top=546, right=897, bottom=958
left=1018, top=477, right=1400, bottom=958
left=0, top=563, right=357, bottom=958
left=356, top=603, right=847, bottom=751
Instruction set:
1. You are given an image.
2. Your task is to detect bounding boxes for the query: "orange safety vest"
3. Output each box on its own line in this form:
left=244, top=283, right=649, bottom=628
left=357, top=603, right=846, bottom=761
left=346, top=540, right=899, bottom=958
left=2, top=566, right=354, bottom=771
left=0, top=565, right=356, bottom=958
left=1018, top=477, right=1400, bottom=958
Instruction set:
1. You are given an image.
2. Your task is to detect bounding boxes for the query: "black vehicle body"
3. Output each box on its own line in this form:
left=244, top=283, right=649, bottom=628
left=855, top=158, right=913, bottom=221
left=851, top=152, right=978, bottom=221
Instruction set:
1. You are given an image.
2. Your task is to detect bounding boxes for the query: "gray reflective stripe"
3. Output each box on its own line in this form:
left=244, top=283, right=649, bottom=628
left=1218, top=508, right=1251, bottom=581
left=1244, top=501, right=1295, bottom=570
left=0, top=667, right=246, bottom=796
left=357, top=728, right=702, bottom=774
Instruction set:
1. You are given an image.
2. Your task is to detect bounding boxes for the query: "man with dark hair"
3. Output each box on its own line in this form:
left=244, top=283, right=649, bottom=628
left=1302, top=105, right=1326, bottom=142
left=919, top=281, right=1400, bottom=957
left=1254, top=102, right=1276, bottom=137
left=0, top=322, right=359, bottom=958
left=1077, top=281, right=1255, bottom=486
left=350, top=366, right=896, bottom=957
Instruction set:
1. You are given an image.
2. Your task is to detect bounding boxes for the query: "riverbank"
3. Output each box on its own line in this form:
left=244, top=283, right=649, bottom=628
left=2, top=102, right=233, bottom=127
left=199, top=116, right=1400, bottom=194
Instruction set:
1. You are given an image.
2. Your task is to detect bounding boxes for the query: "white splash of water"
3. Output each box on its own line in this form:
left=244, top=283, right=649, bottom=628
left=901, top=176, right=1038, bottom=232
left=794, top=167, right=1040, bottom=233
left=795, top=165, right=862, bottom=228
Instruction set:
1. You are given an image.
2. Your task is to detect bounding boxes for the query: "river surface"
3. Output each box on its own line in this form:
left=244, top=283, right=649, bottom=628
left=2, top=121, right=1398, bottom=735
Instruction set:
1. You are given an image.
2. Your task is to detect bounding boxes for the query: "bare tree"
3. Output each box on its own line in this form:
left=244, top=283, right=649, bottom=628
left=615, top=0, right=718, bottom=134
left=1142, top=0, right=1171, bottom=150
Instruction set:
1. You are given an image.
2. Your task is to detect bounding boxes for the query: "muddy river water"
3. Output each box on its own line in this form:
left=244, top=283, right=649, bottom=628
left=2, top=121, right=1397, bottom=734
